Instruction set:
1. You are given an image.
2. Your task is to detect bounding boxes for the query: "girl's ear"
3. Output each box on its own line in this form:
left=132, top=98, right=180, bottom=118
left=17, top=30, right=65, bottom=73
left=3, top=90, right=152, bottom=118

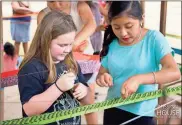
left=142, top=13, right=145, bottom=20
left=140, top=14, right=145, bottom=28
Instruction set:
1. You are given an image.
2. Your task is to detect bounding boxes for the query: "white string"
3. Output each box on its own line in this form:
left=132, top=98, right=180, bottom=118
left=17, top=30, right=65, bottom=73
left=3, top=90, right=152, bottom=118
left=120, top=97, right=181, bottom=125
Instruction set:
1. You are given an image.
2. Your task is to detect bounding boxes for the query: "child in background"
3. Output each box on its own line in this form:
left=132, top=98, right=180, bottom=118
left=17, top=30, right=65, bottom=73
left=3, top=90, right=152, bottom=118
left=87, top=1, right=103, bottom=54
left=37, top=1, right=96, bottom=54
left=3, top=42, right=18, bottom=72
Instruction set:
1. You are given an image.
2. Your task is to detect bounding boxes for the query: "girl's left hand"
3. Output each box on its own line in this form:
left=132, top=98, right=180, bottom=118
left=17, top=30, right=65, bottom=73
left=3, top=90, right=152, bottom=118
left=73, top=83, right=88, bottom=100
left=121, top=76, right=141, bottom=99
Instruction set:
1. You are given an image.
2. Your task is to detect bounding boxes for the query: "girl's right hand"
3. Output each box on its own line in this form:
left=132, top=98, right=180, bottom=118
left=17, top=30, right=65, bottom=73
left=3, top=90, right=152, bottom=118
left=96, top=73, right=113, bottom=87
left=56, top=72, right=76, bottom=92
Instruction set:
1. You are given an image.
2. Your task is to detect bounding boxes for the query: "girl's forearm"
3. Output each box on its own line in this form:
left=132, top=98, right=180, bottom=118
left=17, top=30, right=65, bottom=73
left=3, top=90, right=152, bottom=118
left=13, top=7, right=33, bottom=14
left=138, top=67, right=181, bottom=85
left=23, top=84, right=63, bottom=116
left=74, top=21, right=96, bottom=46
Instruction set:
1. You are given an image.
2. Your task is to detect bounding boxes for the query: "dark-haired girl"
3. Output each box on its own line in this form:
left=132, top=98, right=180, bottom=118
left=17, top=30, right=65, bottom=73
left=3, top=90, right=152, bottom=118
left=96, top=1, right=180, bottom=125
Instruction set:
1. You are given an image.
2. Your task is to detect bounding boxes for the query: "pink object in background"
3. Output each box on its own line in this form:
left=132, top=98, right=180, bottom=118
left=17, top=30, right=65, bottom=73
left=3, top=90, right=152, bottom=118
left=3, top=54, right=18, bottom=72
left=77, top=60, right=100, bottom=74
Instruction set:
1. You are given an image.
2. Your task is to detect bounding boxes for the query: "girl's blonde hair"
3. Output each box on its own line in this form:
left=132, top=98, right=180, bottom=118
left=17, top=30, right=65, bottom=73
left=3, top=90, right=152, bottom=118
left=19, top=11, right=78, bottom=83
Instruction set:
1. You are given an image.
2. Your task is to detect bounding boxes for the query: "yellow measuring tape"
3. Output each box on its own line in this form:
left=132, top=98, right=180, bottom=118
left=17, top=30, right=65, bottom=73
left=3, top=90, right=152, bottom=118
left=1, top=85, right=181, bottom=125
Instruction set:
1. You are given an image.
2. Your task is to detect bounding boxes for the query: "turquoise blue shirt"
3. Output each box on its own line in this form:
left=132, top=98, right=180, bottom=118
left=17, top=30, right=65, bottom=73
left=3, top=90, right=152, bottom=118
left=101, top=30, right=173, bottom=116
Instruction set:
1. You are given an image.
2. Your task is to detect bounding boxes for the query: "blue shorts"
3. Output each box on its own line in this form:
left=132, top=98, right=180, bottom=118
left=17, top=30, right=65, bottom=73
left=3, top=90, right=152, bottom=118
left=10, top=18, right=31, bottom=43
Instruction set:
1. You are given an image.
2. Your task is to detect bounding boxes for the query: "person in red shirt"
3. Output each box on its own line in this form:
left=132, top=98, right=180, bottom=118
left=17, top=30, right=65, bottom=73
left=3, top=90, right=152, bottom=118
left=3, top=42, right=18, bottom=72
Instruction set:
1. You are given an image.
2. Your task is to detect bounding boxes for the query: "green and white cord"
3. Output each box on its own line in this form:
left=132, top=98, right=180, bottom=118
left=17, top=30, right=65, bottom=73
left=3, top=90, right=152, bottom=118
left=1, top=85, right=181, bottom=125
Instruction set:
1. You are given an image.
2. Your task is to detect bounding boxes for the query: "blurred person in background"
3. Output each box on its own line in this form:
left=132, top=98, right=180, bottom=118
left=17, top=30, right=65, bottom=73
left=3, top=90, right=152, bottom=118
left=87, top=1, right=103, bottom=55
left=3, top=42, right=18, bottom=72
left=11, top=1, right=34, bottom=55
left=37, top=1, right=96, bottom=55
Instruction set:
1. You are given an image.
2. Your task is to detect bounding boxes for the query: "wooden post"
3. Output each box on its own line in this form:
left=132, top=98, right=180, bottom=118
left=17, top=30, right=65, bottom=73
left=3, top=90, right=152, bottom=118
left=140, top=1, right=145, bottom=27
left=159, top=1, right=167, bottom=89
left=0, top=0, right=4, bottom=121
left=157, top=1, right=168, bottom=124
left=160, top=1, right=167, bottom=36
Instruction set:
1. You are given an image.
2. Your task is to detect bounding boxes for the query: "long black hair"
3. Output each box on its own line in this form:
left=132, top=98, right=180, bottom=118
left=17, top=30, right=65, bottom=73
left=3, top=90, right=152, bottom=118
left=100, top=1, right=143, bottom=59
left=100, top=25, right=116, bottom=59
left=4, top=42, right=15, bottom=60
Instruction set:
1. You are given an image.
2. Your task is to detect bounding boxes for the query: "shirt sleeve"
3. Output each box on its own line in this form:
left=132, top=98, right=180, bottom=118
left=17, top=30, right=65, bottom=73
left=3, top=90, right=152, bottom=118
left=101, top=54, right=109, bottom=70
left=76, top=64, right=88, bottom=87
left=154, top=31, right=173, bottom=65
left=18, top=63, right=45, bottom=105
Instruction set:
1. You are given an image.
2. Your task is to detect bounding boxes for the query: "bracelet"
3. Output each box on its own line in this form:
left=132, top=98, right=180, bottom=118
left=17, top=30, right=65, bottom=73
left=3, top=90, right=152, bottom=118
left=55, top=83, right=64, bottom=93
left=152, top=72, right=157, bottom=84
